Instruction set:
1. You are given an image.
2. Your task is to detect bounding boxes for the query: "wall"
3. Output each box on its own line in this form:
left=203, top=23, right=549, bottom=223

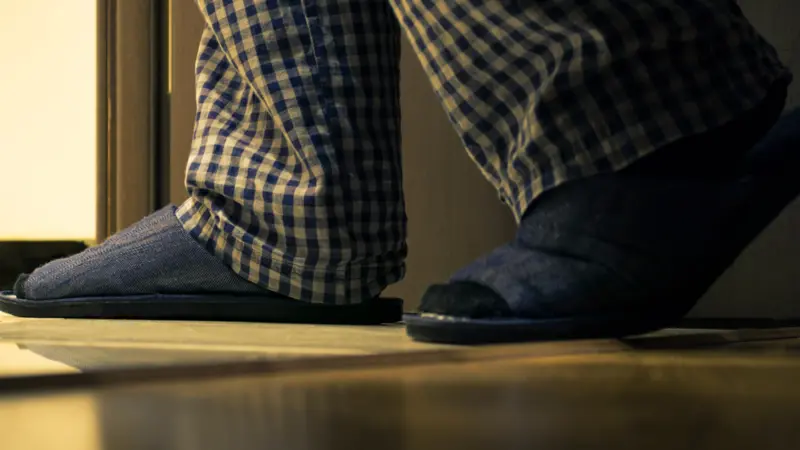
left=0, top=2, right=97, bottom=241
left=170, top=0, right=798, bottom=315
left=687, top=0, right=800, bottom=318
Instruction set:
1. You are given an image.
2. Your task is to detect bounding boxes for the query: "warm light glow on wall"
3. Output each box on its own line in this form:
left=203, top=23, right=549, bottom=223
left=0, top=1, right=97, bottom=241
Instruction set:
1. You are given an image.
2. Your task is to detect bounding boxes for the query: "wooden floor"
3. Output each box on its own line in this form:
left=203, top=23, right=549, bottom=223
left=2, top=312, right=800, bottom=449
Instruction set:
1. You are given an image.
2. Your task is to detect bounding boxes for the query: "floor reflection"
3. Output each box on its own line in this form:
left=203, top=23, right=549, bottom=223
left=0, top=314, right=448, bottom=378
left=3, top=352, right=800, bottom=450
left=0, top=343, right=77, bottom=376
left=0, top=393, right=101, bottom=450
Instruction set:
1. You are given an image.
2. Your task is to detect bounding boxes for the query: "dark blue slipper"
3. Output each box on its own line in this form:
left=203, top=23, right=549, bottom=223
left=406, top=107, right=800, bottom=345
left=0, top=204, right=402, bottom=325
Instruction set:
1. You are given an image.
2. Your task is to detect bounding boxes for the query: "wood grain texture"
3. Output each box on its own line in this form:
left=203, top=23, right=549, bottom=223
left=1, top=349, right=800, bottom=450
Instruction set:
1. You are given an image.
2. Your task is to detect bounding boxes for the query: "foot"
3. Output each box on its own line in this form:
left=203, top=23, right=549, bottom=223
left=413, top=108, right=800, bottom=342
left=14, top=205, right=268, bottom=300
left=7, top=205, right=402, bottom=323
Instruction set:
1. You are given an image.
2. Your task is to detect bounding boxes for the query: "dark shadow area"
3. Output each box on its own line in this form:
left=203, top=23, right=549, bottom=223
left=0, top=241, right=87, bottom=290
left=678, top=318, right=800, bottom=329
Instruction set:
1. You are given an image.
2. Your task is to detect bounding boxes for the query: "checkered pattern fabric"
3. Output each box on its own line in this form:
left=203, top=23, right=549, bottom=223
left=177, top=0, right=790, bottom=304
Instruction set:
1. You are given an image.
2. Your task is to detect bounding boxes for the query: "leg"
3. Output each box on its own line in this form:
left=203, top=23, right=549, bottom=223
left=179, top=0, right=405, bottom=304
left=392, top=0, right=797, bottom=343
left=2, top=0, right=406, bottom=323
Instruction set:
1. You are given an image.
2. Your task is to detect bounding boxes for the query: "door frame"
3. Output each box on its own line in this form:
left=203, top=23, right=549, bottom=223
left=98, top=0, right=170, bottom=240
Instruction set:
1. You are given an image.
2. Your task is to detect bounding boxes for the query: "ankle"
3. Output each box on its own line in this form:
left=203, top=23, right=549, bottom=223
left=626, top=81, right=787, bottom=178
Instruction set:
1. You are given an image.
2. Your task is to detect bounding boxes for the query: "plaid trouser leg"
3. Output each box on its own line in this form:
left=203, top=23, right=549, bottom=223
left=177, top=0, right=789, bottom=305
left=390, top=0, right=790, bottom=222
left=177, top=1, right=405, bottom=304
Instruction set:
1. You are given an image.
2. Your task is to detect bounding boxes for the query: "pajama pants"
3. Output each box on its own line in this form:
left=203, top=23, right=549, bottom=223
left=176, top=0, right=790, bottom=304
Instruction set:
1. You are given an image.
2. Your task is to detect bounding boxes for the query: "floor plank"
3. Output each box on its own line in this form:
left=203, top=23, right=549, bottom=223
left=2, top=351, right=799, bottom=450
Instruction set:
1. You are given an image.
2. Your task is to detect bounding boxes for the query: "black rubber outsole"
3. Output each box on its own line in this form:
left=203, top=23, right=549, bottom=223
left=0, top=292, right=403, bottom=325
left=403, top=313, right=678, bottom=345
